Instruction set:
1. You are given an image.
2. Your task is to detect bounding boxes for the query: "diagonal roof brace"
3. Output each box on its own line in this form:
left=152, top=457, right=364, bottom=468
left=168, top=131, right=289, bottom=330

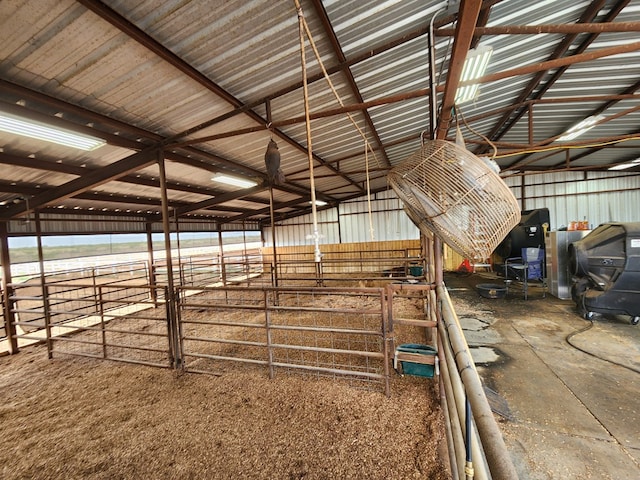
left=77, top=0, right=364, bottom=195
left=1, top=148, right=158, bottom=220
left=174, top=185, right=268, bottom=217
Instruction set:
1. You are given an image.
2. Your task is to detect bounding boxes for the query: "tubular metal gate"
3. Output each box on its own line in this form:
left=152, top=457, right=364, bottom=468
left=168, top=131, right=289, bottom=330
left=10, top=281, right=172, bottom=368
left=6, top=282, right=396, bottom=395
left=176, top=285, right=392, bottom=394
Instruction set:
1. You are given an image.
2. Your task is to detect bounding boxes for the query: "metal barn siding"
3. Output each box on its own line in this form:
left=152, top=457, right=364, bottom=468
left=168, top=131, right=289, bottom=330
left=263, top=190, right=419, bottom=247
left=506, top=171, right=640, bottom=229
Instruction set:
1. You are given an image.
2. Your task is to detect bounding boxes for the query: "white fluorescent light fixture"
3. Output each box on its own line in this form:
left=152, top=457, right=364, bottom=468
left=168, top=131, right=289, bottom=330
left=557, top=114, right=605, bottom=142
left=608, top=158, right=640, bottom=171
left=0, top=111, right=106, bottom=151
left=211, top=174, right=258, bottom=188
left=454, top=45, right=493, bottom=105
left=309, top=200, right=327, bottom=206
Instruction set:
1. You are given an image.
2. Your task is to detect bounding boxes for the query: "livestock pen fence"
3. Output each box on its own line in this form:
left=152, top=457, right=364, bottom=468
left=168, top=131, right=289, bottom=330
left=7, top=278, right=463, bottom=470
left=6, top=278, right=434, bottom=396
left=5, top=275, right=517, bottom=478
left=1, top=239, right=518, bottom=479
left=263, top=239, right=426, bottom=286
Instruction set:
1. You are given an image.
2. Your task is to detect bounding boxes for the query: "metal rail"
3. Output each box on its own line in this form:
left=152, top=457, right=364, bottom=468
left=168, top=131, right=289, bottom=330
left=437, top=284, right=519, bottom=480
left=176, top=285, right=391, bottom=395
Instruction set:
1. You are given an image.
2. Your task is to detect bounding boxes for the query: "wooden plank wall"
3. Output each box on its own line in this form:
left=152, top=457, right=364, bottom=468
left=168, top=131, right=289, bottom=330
left=262, top=239, right=469, bottom=272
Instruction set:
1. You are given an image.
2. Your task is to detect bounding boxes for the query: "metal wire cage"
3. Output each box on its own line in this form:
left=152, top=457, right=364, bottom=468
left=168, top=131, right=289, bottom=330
left=388, top=139, right=520, bottom=261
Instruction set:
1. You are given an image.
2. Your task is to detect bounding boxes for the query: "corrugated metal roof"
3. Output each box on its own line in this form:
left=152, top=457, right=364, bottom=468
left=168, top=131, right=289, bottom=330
left=0, top=0, right=639, bottom=234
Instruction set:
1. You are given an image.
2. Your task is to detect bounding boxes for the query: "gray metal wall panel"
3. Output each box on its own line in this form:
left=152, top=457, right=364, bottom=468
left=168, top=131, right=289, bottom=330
left=505, top=172, right=640, bottom=230
left=263, top=190, right=419, bottom=246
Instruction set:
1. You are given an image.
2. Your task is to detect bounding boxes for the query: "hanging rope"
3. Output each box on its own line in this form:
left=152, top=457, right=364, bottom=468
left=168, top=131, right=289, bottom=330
left=298, top=15, right=381, bottom=169
left=295, top=1, right=322, bottom=263
left=456, top=104, right=498, bottom=160
left=294, top=0, right=378, bottom=241
left=365, top=137, right=375, bottom=241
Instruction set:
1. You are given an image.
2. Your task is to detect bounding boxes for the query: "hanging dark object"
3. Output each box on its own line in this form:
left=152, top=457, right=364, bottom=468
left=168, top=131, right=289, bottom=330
left=264, top=139, right=286, bottom=185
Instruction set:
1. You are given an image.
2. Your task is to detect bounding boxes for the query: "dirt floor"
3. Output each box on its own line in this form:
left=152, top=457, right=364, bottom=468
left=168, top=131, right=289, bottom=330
left=0, top=295, right=448, bottom=480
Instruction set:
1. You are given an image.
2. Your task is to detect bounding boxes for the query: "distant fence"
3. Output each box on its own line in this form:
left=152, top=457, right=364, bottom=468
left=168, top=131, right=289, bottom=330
left=265, top=240, right=424, bottom=286
left=8, top=243, right=262, bottom=282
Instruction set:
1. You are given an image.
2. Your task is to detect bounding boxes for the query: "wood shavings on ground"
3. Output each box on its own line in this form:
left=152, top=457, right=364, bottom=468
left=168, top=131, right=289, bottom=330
left=0, top=341, right=448, bottom=479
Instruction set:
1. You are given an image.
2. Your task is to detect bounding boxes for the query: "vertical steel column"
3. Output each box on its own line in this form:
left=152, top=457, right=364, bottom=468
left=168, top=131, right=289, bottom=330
left=427, top=9, right=441, bottom=140
left=157, top=150, right=181, bottom=369
left=0, top=221, right=18, bottom=354
left=91, top=266, right=98, bottom=313
left=174, top=213, right=185, bottom=287
left=268, top=186, right=279, bottom=288
left=98, top=285, right=107, bottom=359
left=380, top=288, right=391, bottom=398
left=218, top=230, right=227, bottom=286
left=264, top=289, right=275, bottom=379
left=242, top=221, right=250, bottom=283
left=434, top=237, right=444, bottom=286
left=34, top=211, right=53, bottom=358
left=427, top=8, right=446, bottom=289
left=145, top=221, right=158, bottom=306
left=336, top=203, right=343, bottom=244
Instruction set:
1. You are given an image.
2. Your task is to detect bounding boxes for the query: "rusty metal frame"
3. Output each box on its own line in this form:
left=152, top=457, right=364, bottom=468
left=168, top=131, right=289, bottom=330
left=176, top=285, right=392, bottom=395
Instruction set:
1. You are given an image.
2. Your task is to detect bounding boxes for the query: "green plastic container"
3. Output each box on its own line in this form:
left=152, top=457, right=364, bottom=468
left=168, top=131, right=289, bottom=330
left=394, top=343, right=437, bottom=378
left=409, top=265, right=424, bottom=276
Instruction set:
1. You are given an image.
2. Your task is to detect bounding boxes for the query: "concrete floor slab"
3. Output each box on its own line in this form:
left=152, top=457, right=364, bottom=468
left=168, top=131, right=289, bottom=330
left=488, top=344, right=610, bottom=440
left=502, top=424, right=639, bottom=480
left=538, top=344, right=640, bottom=449
left=445, top=272, right=640, bottom=479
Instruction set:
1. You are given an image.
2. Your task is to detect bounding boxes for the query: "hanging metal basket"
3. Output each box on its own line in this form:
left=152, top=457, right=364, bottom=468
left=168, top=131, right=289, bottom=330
left=388, top=139, right=520, bottom=261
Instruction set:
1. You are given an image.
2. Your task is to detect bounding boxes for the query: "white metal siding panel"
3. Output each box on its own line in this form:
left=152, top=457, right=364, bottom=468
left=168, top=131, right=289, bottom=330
left=264, top=190, right=419, bottom=246
left=506, top=171, right=640, bottom=230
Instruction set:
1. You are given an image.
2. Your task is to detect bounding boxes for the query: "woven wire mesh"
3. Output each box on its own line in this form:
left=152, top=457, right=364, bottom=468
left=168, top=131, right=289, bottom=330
left=388, top=140, right=520, bottom=261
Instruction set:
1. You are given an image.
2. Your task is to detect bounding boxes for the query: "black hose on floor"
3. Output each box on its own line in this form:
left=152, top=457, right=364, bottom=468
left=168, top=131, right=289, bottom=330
left=566, top=318, right=640, bottom=375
